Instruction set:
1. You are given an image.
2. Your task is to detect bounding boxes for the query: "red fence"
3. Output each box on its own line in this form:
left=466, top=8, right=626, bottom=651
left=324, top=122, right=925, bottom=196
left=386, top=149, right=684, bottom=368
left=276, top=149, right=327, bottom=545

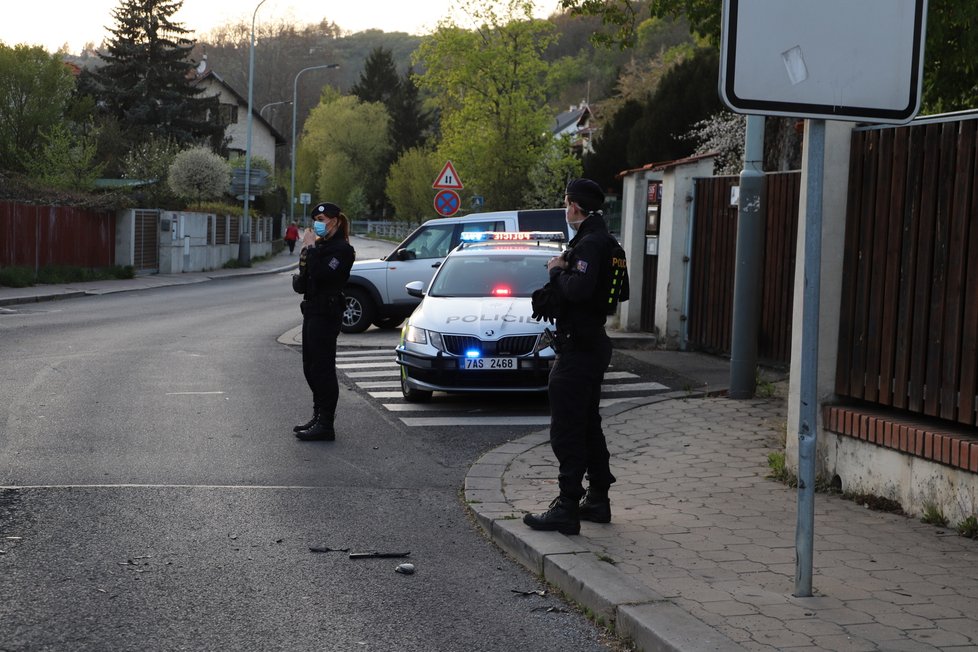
left=836, top=118, right=978, bottom=427
left=0, top=202, right=115, bottom=269
left=687, top=172, right=800, bottom=365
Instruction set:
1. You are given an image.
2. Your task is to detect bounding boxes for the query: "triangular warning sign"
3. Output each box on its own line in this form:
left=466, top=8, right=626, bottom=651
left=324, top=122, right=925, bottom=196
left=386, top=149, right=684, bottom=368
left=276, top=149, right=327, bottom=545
left=432, top=161, right=464, bottom=189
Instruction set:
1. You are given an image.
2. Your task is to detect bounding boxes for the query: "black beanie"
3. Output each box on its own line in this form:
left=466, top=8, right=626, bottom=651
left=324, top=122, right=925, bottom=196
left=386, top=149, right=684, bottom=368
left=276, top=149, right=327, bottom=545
left=565, top=178, right=605, bottom=212
left=311, top=202, right=341, bottom=218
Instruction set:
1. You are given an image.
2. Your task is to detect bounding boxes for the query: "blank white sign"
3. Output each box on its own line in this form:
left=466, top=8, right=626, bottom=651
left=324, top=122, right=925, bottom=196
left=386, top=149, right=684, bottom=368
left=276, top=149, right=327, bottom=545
left=720, top=0, right=927, bottom=123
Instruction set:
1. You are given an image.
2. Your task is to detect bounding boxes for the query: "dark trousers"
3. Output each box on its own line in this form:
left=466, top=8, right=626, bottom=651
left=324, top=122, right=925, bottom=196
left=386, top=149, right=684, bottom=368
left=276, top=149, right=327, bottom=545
left=286, top=239, right=296, bottom=253
left=302, top=311, right=341, bottom=420
left=547, top=334, right=614, bottom=500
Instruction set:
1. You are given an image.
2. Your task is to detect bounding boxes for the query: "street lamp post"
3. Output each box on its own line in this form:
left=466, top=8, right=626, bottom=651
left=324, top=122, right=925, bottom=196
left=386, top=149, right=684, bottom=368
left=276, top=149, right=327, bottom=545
left=259, top=100, right=291, bottom=120
left=239, top=0, right=268, bottom=266
left=290, top=64, right=339, bottom=223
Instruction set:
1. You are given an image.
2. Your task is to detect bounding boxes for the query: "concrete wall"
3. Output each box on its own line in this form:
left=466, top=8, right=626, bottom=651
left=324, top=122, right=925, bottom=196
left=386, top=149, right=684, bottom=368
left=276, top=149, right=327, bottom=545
left=654, top=159, right=715, bottom=348
left=115, top=209, right=135, bottom=268
left=619, top=170, right=659, bottom=332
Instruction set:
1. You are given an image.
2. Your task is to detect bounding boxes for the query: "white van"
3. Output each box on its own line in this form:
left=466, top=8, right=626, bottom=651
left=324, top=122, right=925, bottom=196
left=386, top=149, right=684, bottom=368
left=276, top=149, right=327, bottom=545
left=342, top=208, right=568, bottom=333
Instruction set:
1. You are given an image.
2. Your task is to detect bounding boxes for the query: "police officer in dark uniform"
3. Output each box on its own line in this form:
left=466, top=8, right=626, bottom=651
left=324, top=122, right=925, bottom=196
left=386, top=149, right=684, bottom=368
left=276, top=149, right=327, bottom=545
left=524, top=178, right=617, bottom=535
left=292, top=202, right=356, bottom=441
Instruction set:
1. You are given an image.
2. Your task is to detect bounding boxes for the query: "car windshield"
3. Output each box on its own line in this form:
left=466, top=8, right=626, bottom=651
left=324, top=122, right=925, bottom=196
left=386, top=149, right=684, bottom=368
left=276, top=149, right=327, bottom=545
left=428, top=253, right=550, bottom=298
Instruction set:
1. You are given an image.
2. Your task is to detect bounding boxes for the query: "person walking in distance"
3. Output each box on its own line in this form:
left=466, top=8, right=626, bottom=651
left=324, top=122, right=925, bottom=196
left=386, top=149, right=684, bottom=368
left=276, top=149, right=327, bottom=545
left=524, top=178, right=620, bottom=535
left=292, top=202, right=355, bottom=441
left=284, top=221, right=300, bottom=254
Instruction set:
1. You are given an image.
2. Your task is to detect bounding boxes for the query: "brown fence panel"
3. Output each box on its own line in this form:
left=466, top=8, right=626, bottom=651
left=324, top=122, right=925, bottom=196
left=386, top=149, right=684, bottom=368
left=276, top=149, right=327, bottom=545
left=688, top=173, right=799, bottom=364
left=0, top=202, right=114, bottom=269
left=837, top=117, right=978, bottom=427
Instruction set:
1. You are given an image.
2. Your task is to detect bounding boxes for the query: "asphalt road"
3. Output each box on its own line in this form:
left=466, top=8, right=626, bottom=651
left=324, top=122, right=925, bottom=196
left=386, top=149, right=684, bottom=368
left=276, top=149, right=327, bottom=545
left=0, top=271, right=615, bottom=651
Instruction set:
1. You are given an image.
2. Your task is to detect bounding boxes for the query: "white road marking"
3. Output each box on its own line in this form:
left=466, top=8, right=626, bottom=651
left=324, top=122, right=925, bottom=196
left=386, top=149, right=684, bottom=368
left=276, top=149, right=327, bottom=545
left=368, top=391, right=405, bottom=399
left=338, top=362, right=395, bottom=369
left=399, top=416, right=551, bottom=427
left=603, top=371, right=640, bottom=380
left=337, top=349, right=395, bottom=356
left=381, top=403, right=494, bottom=412
left=165, top=391, right=225, bottom=395
left=355, top=381, right=401, bottom=389
left=345, top=370, right=400, bottom=379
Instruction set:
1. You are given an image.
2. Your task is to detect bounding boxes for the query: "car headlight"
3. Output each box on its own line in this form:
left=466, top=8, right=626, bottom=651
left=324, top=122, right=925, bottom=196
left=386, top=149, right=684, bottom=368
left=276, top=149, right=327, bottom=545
left=532, top=330, right=554, bottom=354
left=403, top=324, right=446, bottom=352
left=404, top=324, right=428, bottom=345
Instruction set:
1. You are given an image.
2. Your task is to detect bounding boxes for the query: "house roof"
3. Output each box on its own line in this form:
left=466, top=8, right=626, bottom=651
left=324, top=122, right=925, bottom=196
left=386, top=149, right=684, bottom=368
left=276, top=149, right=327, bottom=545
left=553, top=104, right=591, bottom=135
left=193, top=69, right=287, bottom=146
left=616, top=152, right=720, bottom=179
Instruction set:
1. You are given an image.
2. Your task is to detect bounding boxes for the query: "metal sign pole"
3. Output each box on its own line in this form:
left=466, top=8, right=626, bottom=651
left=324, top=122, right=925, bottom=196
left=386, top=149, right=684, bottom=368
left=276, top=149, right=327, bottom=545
left=794, top=118, right=824, bottom=597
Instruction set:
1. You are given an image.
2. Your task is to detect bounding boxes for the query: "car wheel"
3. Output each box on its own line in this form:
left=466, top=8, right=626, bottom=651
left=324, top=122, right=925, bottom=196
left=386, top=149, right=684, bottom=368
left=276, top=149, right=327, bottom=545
left=401, top=369, right=432, bottom=403
left=341, top=288, right=376, bottom=334
left=372, top=317, right=403, bottom=330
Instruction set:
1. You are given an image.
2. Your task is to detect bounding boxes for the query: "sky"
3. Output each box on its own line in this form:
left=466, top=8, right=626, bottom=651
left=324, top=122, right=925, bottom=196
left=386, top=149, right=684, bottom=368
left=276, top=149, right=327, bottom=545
left=0, top=0, right=559, bottom=55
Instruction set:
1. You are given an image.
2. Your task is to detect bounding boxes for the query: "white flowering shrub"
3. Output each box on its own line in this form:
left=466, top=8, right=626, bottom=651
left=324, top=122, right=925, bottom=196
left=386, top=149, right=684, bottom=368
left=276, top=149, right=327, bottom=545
left=685, top=111, right=746, bottom=175
left=167, top=146, right=230, bottom=204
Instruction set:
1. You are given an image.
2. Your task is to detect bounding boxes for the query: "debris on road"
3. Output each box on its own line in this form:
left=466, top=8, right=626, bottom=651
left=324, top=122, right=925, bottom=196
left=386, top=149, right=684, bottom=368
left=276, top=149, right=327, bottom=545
left=395, top=563, right=415, bottom=575
left=349, top=551, right=410, bottom=559
left=511, top=589, right=547, bottom=597
left=309, top=546, right=350, bottom=553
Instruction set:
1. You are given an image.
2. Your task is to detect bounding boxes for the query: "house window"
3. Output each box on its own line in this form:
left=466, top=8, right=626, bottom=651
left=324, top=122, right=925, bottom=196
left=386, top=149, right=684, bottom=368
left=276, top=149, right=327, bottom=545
left=219, top=103, right=238, bottom=126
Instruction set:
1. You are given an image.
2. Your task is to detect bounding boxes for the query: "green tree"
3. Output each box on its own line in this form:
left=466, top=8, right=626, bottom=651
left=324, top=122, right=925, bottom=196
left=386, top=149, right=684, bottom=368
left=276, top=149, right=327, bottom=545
left=523, top=135, right=583, bottom=208
left=167, top=146, right=229, bottom=206
left=385, top=146, right=442, bottom=222
left=27, top=122, right=104, bottom=191
left=414, top=0, right=557, bottom=210
left=296, top=90, right=391, bottom=217
left=121, top=136, right=181, bottom=206
left=0, top=44, right=75, bottom=173
left=560, top=0, right=978, bottom=113
left=627, top=47, right=723, bottom=165
left=583, top=99, right=644, bottom=189
left=351, top=47, right=433, bottom=214
left=91, top=0, right=223, bottom=148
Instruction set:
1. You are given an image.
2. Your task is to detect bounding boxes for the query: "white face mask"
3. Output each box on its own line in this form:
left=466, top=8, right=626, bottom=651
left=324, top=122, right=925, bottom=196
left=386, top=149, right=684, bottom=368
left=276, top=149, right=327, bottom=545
left=565, top=204, right=586, bottom=229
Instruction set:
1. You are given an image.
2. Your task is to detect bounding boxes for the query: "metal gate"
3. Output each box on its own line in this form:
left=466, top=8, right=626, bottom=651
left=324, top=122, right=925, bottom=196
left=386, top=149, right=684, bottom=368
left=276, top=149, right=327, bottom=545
left=133, top=210, right=159, bottom=272
left=687, top=172, right=800, bottom=365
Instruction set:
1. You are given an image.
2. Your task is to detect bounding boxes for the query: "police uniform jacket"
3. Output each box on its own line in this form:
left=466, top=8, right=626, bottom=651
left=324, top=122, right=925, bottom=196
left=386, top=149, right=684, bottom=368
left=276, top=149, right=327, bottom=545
left=298, top=232, right=355, bottom=315
left=549, top=214, right=615, bottom=343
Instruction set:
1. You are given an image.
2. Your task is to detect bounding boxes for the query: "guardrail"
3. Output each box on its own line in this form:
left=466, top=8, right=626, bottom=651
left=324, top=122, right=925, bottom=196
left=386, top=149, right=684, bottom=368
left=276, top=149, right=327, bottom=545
left=350, top=220, right=418, bottom=241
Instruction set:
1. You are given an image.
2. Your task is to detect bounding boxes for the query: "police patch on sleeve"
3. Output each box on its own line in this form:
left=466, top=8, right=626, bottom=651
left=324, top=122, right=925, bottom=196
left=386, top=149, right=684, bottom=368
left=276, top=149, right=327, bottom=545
left=328, top=257, right=340, bottom=270
left=575, top=259, right=589, bottom=273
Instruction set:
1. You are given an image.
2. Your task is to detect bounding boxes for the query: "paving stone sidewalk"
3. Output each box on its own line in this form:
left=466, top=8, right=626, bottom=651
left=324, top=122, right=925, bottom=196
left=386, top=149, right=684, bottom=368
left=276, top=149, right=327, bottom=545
left=469, top=396, right=978, bottom=651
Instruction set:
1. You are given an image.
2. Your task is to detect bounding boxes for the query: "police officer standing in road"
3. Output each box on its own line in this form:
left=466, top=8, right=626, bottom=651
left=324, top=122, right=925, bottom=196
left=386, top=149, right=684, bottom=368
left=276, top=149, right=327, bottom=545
left=292, top=202, right=356, bottom=441
left=524, top=178, right=621, bottom=535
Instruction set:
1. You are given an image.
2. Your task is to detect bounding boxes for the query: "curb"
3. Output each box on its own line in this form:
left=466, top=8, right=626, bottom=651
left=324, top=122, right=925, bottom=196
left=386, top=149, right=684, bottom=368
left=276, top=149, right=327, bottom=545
left=464, top=395, right=745, bottom=652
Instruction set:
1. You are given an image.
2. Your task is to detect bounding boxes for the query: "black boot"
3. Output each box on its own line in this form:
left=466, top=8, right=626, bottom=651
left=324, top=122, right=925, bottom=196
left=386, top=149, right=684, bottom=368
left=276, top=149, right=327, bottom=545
left=296, top=414, right=335, bottom=441
left=579, top=488, right=611, bottom=523
left=523, top=496, right=580, bottom=535
left=293, top=407, right=320, bottom=433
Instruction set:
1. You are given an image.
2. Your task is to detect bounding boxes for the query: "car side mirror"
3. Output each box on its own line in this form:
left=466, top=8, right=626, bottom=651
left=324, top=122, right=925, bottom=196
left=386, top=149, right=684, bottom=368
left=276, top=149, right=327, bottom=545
left=405, top=281, right=425, bottom=299
left=394, top=248, right=416, bottom=261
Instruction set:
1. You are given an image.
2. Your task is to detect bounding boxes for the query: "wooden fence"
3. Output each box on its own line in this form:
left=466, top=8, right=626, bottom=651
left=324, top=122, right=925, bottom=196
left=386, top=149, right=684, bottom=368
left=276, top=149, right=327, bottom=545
left=0, top=202, right=115, bottom=269
left=687, top=172, right=800, bottom=365
left=836, top=117, right=978, bottom=427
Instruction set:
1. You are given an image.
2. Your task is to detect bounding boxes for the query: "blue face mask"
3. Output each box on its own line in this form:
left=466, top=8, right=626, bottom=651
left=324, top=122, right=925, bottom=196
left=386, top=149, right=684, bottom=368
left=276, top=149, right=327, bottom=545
left=313, top=221, right=327, bottom=237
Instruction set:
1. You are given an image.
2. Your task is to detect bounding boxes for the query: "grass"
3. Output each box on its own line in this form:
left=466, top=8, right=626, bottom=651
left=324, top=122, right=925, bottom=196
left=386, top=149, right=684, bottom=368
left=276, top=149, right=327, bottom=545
left=1, top=265, right=135, bottom=287
left=956, top=515, right=978, bottom=539
left=920, top=503, right=949, bottom=527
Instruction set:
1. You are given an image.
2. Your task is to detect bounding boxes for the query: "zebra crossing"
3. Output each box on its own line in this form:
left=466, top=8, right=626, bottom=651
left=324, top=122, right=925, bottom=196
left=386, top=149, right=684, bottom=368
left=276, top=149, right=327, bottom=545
left=336, top=348, right=670, bottom=428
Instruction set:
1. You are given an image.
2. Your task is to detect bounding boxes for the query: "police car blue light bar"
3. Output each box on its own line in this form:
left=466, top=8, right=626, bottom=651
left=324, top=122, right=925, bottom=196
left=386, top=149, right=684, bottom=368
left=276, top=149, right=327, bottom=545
left=459, top=231, right=565, bottom=242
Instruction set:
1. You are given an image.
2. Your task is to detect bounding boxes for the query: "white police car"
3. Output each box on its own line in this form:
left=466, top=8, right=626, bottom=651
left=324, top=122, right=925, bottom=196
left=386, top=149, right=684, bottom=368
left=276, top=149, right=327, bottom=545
left=395, top=232, right=564, bottom=402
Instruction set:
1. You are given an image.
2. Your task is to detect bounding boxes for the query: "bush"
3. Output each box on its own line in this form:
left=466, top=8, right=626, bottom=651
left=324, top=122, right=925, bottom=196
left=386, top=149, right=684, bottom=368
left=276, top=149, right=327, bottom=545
left=0, top=266, right=36, bottom=287
left=34, top=265, right=134, bottom=284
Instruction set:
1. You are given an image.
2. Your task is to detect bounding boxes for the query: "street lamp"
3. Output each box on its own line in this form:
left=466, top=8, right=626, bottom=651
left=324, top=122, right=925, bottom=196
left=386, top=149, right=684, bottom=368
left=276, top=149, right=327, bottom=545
left=239, top=0, right=268, bottom=266
left=259, top=100, right=291, bottom=120
left=290, top=63, right=339, bottom=223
